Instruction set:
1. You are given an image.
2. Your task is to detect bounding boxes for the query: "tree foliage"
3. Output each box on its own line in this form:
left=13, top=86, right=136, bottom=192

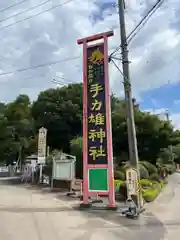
left=32, top=84, right=83, bottom=152
left=0, top=83, right=179, bottom=170
left=0, top=95, right=35, bottom=164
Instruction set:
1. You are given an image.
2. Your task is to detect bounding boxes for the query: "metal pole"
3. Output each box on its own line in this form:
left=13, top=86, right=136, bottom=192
left=47, top=146, right=50, bottom=157
left=118, top=0, right=141, bottom=208
left=39, top=164, right=43, bottom=184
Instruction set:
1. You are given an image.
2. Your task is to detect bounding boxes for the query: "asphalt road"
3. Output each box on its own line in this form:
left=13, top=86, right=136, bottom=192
left=0, top=174, right=180, bottom=239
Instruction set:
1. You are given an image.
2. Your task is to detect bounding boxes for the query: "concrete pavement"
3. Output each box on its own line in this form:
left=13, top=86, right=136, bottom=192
left=0, top=182, right=130, bottom=240
left=146, top=172, right=180, bottom=239
left=1, top=174, right=180, bottom=239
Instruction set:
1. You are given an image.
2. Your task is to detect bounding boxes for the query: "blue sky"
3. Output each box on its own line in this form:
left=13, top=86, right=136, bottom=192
left=140, top=83, right=180, bottom=113
left=139, top=82, right=180, bottom=128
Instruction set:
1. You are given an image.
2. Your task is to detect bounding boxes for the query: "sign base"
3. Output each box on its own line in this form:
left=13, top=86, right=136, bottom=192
left=79, top=202, right=92, bottom=209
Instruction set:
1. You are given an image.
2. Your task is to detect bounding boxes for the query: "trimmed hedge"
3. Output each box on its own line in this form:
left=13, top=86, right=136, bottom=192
left=142, top=183, right=161, bottom=202
left=114, top=170, right=125, bottom=181
left=141, top=161, right=158, bottom=175
left=115, top=179, right=164, bottom=203
left=149, top=173, right=160, bottom=182
left=124, top=162, right=149, bottom=179
left=114, top=179, right=123, bottom=191
left=139, top=179, right=152, bottom=188
left=139, top=164, right=149, bottom=179
left=165, top=164, right=176, bottom=175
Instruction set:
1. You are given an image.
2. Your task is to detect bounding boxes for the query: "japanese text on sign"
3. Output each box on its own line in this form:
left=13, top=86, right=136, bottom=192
left=87, top=44, right=107, bottom=165
left=126, top=168, right=138, bottom=196
left=38, top=127, right=47, bottom=164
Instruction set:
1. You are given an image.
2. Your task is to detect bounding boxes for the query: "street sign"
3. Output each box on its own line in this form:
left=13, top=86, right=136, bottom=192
left=51, top=152, right=76, bottom=192
left=38, top=127, right=47, bottom=164
left=52, top=153, right=76, bottom=181
left=126, top=168, right=138, bottom=197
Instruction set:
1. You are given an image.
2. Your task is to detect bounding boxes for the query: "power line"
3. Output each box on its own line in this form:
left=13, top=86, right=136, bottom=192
left=0, top=50, right=124, bottom=78
left=0, top=0, right=52, bottom=25
left=51, top=78, right=74, bottom=85
left=52, top=75, right=80, bottom=84
left=127, top=0, right=164, bottom=44
left=0, top=0, right=28, bottom=13
left=111, top=58, right=127, bottom=83
left=110, top=0, right=164, bottom=57
left=0, top=56, right=79, bottom=77
left=53, top=76, right=73, bottom=83
left=0, top=0, right=74, bottom=31
left=0, top=51, right=123, bottom=77
left=127, top=0, right=164, bottom=42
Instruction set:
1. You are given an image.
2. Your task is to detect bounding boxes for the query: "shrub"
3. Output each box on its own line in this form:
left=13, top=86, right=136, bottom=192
left=114, top=180, right=123, bottom=191
left=114, top=170, right=125, bottom=181
left=159, top=180, right=164, bottom=188
left=140, top=179, right=152, bottom=188
left=139, top=164, right=149, bottom=179
left=123, top=162, right=149, bottom=179
left=149, top=173, right=160, bottom=182
left=118, top=182, right=127, bottom=200
left=115, top=166, right=126, bottom=173
left=166, top=164, right=176, bottom=175
left=143, top=184, right=161, bottom=202
left=70, top=137, right=83, bottom=179
left=141, top=161, right=158, bottom=175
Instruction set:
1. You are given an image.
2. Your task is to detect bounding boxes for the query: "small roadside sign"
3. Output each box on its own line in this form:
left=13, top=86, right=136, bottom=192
left=126, top=168, right=138, bottom=197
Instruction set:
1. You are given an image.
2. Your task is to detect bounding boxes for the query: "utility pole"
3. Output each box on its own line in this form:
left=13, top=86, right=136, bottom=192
left=118, top=0, right=142, bottom=208
left=165, top=110, right=169, bottom=121
left=118, top=0, right=139, bottom=170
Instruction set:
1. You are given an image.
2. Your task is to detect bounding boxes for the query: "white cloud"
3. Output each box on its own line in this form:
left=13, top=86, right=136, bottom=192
left=143, top=107, right=180, bottom=129
left=174, top=99, right=180, bottom=105
left=144, top=108, right=168, bottom=119
left=0, top=0, right=179, bottom=103
left=170, top=113, right=180, bottom=130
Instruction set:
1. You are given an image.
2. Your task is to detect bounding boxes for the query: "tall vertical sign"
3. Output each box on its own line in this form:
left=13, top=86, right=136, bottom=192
left=38, top=127, right=47, bottom=164
left=38, top=127, right=47, bottom=183
left=77, top=31, right=116, bottom=208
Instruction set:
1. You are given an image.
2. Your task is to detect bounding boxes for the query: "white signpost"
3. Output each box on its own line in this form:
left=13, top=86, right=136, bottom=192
left=38, top=127, right=47, bottom=183
left=126, top=168, right=138, bottom=198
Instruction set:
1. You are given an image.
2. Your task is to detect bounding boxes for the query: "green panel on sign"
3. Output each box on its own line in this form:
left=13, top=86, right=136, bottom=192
left=88, top=168, right=108, bottom=191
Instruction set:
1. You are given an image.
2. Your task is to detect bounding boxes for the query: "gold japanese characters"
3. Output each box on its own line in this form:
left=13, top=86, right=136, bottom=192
left=87, top=46, right=107, bottom=164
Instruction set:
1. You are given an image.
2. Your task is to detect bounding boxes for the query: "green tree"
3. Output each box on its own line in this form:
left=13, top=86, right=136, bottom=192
left=0, top=116, right=15, bottom=163
left=4, top=94, right=35, bottom=164
left=0, top=102, right=6, bottom=116
left=32, top=84, right=83, bottom=152
left=111, top=105, right=175, bottom=164
left=135, top=112, right=173, bottom=163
